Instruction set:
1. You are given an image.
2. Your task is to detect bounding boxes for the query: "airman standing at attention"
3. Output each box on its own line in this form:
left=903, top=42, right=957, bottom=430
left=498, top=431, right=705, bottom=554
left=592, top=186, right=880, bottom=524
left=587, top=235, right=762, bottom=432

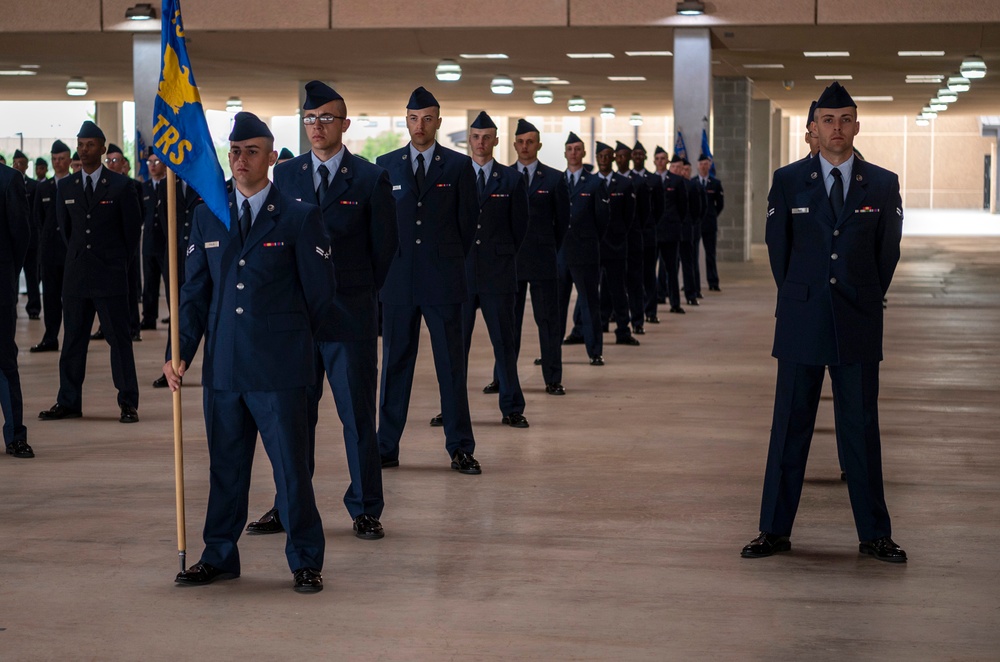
left=30, top=140, right=72, bottom=354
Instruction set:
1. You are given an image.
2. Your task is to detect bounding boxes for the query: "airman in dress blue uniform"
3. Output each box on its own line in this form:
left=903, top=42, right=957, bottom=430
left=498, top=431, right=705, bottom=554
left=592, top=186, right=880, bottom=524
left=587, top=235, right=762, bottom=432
left=507, top=119, right=569, bottom=395
left=460, top=111, right=529, bottom=427
left=248, top=81, right=398, bottom=541
left=627, top=142, right=663, bottom=335
left=742, top=82, right=906, bottom=564
left=1, top=162, right=33, bottom=458
left=695, top=154, right=724, bottom=292
left=11, top=150, right=40, bottom=319
left=558, top=132, right=610, bottom=366
left=651, top=155, right=689, bottom=317
left=30, top=140, right=72, bottom=353
left=376, top=87, right=482, bottom=475
left=38, top=122, right=142, bottom=424
left=168, top=112, right=336, bottom=592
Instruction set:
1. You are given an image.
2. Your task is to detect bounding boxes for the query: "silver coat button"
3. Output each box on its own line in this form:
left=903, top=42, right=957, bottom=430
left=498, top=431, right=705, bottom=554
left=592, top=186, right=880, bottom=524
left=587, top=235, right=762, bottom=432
left=236, top=283, right=245, bottom=290
left=476, top=239, right=481, bottom=245
left=236, top=307, right=244, bottom=314
left=829, top=277, right=837, bottom=284
left=238, top=259, right=245, bottom=266
left=415, top=238, right=421, bottom=244
left=416, top=220, right=422, bottom=225
left=831, top=253, right=838, bottom=260
left=833, top=230, right=840, bottom=236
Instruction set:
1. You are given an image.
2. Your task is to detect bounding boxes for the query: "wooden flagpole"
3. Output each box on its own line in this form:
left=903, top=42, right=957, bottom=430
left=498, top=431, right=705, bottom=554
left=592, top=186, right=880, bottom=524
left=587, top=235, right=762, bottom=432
left=165, top=167, right=187, bottom=571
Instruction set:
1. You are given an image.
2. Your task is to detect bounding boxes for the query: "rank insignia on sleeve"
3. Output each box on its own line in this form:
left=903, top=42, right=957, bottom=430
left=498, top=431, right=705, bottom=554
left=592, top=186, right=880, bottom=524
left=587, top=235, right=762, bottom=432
left=186, top=244, right=196, bottom=256
left=315, top=246, right=331, bottom=259
left=768, top=207, right=776, bottom=217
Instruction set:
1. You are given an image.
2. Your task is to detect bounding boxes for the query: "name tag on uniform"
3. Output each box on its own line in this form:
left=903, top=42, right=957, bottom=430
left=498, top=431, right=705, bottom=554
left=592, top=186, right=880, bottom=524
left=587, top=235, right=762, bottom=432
left=204, top=241, right=220, bottom=248
left=392, top=185, right=402, bottom=191
left=42, top=197, right=51, bottom=202
left=65, top=199, right=75, bottom=204
left=792, top=207, right=809, bottom=214
left=294, top=197, right=302, bottom=202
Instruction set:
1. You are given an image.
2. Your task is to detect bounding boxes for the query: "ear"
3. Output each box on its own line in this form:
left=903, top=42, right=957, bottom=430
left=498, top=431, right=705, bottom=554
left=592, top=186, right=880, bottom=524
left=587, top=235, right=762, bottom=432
left=342, top=118, right=351, bottom=133
left=268, top=151, right=278, bottom=167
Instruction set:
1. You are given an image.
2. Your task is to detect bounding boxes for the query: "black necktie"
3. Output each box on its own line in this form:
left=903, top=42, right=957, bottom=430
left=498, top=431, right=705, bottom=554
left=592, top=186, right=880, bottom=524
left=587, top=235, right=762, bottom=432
left=239, top=200, right=251, bottom=243
left=830, top=167, right=844, bottom=218
left=477, top=168, right=486, bottom=198
left=523, top=168, right=530, bottom=187
left=568, top=172, right=576, bottom=192
left=85, top=176, right=94, bottom=205
left=415, top=153, right=425, bottom=193
left=317, top=164, right=330, bottom=204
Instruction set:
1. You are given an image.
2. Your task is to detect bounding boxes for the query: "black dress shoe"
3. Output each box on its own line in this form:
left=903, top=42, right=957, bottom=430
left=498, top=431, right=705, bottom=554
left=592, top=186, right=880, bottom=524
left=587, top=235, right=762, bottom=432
left=600, top=324, right=609, bottom=333
left=29, top=339, right=58, bottom=353
left=6, top=440, right=34, bottom=459
left=840, top=471, right=847, bottom=482
left=119, top=404, right=139, bottom=424
left=161, top=316, right=170, bottom=324
left=656, top=297, right=667, bottom=304
left=246, top=507, right=284, bottom=535
left=131, top=332, right=142, bottom=342
left=429, top=413, right=443, bottom=427
left=140, top=320, right=157, bottom=331
left=645, top=315, right=660, bottom=324
left=353, top=514, right=385, bottom=540
left=451, top=450, right=482, bottom=475
left=533, top=357, right=542, bottom=365
left=545, top=383, right=566, bottom=396
left=696, top=293, right=704, bottom=299
left=669, top=306, right=686, bottom=314
left=616, top=335, right=640, bottom=346
left=709, top=285, right=721, bottom=292
left=589, top=355, right=604, bottom=366
left=502, top=412, right=529, bottom=428
left=91, top=329, right=105, bottom=340
left=175, top=562, right=239, bottom=586
left=686, top=298, right=700, bottom=306
left=741, top=532, right=791, bottom=558
left=482, top=380, right=499, bottom=394
left=293, top=567, right=323, bottom=593
left=39, top=403, right=82, bottom=420
left=562, top=334, right=585, bottom=345
left=634, top=326, right=645, bottom=335
left=153, top=375, right=169, bottom=388
left=381, top=456, right=399, bottom=468
left=859, top=536, right=907, bottom=563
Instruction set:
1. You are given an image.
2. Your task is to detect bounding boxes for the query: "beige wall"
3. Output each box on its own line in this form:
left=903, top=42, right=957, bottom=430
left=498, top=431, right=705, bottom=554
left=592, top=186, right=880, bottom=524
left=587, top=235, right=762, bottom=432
left=786, top=114, right=993, bottom=209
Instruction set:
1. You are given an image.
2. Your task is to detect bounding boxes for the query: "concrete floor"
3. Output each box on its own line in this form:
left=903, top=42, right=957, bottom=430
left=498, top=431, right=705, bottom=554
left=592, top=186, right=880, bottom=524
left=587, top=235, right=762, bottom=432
left=2, top=235, right=998, bottom=661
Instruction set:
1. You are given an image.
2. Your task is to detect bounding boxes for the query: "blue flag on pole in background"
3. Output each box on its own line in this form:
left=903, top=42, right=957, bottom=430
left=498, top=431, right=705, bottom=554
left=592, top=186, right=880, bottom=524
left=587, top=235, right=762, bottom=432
left=700, top=128, right=716, bottom=177
left=674, top=130, right=688, bottom=161
left=152, top=0, right=229, bottom=228
left=135, top=130, right=149, bottom=182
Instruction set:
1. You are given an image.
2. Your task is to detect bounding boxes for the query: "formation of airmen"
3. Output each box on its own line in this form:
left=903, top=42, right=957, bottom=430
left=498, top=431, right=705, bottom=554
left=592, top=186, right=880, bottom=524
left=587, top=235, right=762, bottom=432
left=2, top=82, right=726, bottom=592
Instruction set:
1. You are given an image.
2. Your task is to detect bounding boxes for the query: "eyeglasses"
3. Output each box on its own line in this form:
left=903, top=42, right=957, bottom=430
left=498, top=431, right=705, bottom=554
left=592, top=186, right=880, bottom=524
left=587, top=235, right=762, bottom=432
left=146, top=159, right=162, bottom=166
left=105, top=157, right=124, bottom=164
left=302, top=114, right=345, bottom=125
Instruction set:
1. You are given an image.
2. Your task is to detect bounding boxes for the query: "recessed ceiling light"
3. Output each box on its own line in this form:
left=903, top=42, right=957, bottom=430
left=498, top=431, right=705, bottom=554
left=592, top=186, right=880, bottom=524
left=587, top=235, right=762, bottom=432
left=803, top=51, right=850, bottom=57
left=625, top=51, right=672, bottom=57
left=608, top=76, right=647, bottom=82
left=814, top=75, right=853, bottom=80
left=532, top=88, right=553, bottom=105
left=0, top=69, right=37, bottom=76
left=567, top=53, right=615, bottom=59
left=743, top=64, right=785, bottom=69
left=906, top=75, right=944, bottom=83
left=852, top=96, right=894, bottom=102
left=898, top=51, right=945, bottom=57
left=459, top=53, right=508, bottom=60
left=490, top=75, right=514, bottom=95
left=960, top=55, right=987, bottom=79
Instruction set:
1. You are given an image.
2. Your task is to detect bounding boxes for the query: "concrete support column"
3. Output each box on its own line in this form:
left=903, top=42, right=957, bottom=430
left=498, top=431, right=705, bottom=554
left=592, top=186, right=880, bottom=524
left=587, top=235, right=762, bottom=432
left=298, top=82, right=310, bottom=155
left=672, top=28, right=711, bottom=157
left=713, top=76, right=752, bottom=262
left=95, top=102, right=123, bottom=150
left=750, top=99, right=774, bottom=245
left=132, top=33, right=159, bottom=167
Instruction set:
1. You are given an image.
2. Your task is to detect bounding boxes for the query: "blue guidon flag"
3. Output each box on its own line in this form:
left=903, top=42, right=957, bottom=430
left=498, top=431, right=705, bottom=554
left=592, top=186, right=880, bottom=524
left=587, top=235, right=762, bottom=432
left=152, top=0, right=229, bottom=227
left=674, top=130, right=688, bottom=161
left=700, top=128, right=716, bottom=177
